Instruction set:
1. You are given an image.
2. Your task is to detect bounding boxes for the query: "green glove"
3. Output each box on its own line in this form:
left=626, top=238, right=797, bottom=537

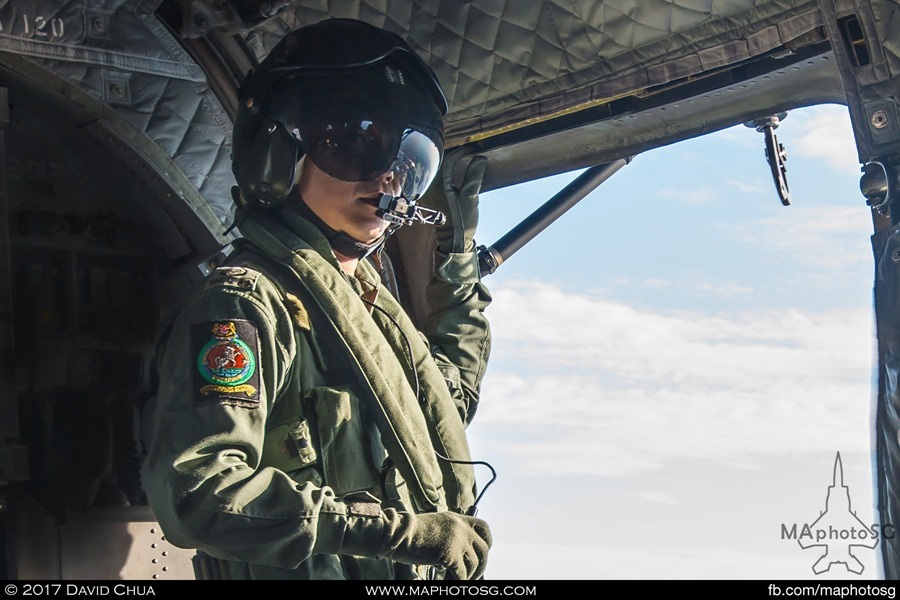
left=382, top=510, right=492, bottom=580
left=320, top=501, right=491, bottom=579
left=422, top=154, right=488, bottom=254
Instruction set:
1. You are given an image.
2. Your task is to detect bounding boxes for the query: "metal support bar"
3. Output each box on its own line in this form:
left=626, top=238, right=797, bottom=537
left=478, top=157, right=631, bottom=276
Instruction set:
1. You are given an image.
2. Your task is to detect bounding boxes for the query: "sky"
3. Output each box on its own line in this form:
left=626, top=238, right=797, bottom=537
left=466, top=103, right=885, bottom=580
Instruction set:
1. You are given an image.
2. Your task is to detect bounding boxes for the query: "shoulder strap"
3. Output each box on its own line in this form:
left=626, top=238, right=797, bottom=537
left=223, top=239, right=312, bottom=331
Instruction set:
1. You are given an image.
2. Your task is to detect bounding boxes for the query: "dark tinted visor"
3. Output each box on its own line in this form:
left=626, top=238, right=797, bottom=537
left=299, top=113, right=442, bottom=200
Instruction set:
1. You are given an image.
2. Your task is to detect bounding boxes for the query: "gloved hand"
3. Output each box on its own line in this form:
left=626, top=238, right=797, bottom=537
left=422, top=154, right=488, bottom=254
left=382, top=510, right=492, bottom=580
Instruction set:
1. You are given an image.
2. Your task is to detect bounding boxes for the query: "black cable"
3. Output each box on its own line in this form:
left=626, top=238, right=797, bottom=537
left=433, top=450, right=497, bottom=516
left=362, top=297, right=498, bottom=513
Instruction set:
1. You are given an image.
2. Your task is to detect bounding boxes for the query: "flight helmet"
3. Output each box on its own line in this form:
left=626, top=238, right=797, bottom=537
left=232, top=18, right=447, bottom=211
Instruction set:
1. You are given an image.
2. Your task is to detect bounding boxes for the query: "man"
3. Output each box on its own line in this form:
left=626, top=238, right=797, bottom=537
left=139, top=18, right=493, bottom=580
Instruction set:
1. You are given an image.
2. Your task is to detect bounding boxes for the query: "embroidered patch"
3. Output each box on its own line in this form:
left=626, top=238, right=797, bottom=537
left=284, top=292, right=310, bottom=331
left=204, top=266, right=261, bottom=293
left=347, top=501, right=382, bottom=518
left=191, top=320, right=261, bottom=407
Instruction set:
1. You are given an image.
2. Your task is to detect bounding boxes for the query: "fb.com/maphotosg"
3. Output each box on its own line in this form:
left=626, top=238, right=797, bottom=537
left=769, top=584, right=896, bottom=599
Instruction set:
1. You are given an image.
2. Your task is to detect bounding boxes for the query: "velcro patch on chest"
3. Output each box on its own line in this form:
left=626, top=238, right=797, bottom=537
left=191, top=319, right=261, bottom=408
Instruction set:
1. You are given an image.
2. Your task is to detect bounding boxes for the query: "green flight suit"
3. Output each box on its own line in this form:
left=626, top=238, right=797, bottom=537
left=140, top=205, right=492, bottom=580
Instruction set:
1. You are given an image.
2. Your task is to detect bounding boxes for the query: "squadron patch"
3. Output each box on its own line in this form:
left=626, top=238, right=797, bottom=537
left=191, top=320, right=261, bottom=407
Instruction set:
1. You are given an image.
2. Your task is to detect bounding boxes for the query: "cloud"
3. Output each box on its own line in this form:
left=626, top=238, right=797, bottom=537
left=477, top=280, right=874, bottom=477
left=716, top=104, right=858, bottom=173
left=728, top=205, right=873, bottom=270
left=726, top=178, right=767, bottom=194
left=486, top=540, right=876, bottom=579
left=715, top=126, right=760, bottom=149
left=629, top=491, right=677, bottom=504
left=784, top=105, right=860, bottom=174
left=694, top=281, right=754, bottom=297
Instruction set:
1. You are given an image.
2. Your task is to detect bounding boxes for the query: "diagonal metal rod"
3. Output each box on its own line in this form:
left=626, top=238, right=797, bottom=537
left=478, top=157, right=631, bottom=277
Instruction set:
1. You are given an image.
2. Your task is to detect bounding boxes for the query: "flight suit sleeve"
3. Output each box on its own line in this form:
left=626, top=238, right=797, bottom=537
left=423, top=251, right=492, bottom=426
left=418, top=154, right=492, bottom=426
left=140, top=269, right=387, bottom=568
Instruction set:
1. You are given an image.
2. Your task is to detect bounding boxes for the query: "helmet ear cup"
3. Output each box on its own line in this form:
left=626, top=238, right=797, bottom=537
left=232, top=114, right=300, bottom=207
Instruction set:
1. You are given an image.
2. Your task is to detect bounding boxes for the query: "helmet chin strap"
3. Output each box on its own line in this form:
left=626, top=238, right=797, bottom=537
left=291, top=196, right=392, bottom=260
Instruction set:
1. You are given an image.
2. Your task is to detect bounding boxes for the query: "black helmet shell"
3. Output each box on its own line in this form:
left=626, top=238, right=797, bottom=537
left=232, top=19, right=447, bottom=207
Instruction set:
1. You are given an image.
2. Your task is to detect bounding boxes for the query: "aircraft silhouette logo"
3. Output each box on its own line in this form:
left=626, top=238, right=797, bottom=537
left=795, top=453, right=878, bottom=575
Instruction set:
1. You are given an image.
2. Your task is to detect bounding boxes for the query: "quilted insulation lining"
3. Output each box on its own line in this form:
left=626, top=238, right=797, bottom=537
left=248, top=0, right=824, bottom=144
left=2, top=0, right=893, bottom=224
left=0, top=0, right=235, bottom=226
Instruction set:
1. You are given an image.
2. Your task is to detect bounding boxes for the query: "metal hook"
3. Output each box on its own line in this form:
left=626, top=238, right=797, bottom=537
left=744, top=113, right=791, bottom=206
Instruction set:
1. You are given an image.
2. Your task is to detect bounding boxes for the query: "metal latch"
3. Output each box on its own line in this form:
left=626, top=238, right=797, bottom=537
left=745, top=113, right=791, bottom=206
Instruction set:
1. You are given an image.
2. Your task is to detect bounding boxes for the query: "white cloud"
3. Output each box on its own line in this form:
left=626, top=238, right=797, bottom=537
left=715, top=104, right=857, bottom=173
left=478, top=280, right=875, bottom=477
left=629, top=491, right=677, bottom=504
left=784, top=105, right=860, bottom=174
left=729, top=205, right=873, bottom=270
left=716, top=126, right=760, bottom=149
left=604, top=277, right=753, bottom=299
left=695, top=281, right=754, bottom=297
left=486, top=540, right=878, bottom=579
left=726, top=178, right=767, bottom=194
